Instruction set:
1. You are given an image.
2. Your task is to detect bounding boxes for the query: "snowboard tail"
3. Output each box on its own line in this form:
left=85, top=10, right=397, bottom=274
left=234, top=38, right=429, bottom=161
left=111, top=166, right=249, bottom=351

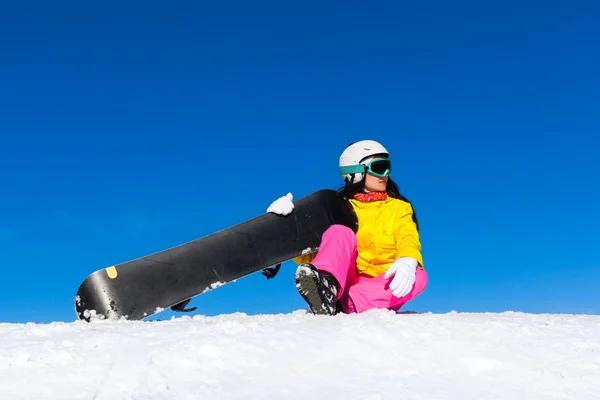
left=74, top=189, right=357, bottom=321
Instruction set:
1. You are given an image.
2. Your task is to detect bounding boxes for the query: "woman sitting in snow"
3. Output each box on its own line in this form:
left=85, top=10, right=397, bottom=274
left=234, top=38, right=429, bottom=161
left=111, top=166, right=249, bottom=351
left=267, top=140, right=428, bottom=315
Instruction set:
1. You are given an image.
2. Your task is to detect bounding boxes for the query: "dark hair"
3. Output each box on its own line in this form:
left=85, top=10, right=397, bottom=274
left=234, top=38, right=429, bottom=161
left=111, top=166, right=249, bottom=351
left=338, top=177, right=420, bottom=231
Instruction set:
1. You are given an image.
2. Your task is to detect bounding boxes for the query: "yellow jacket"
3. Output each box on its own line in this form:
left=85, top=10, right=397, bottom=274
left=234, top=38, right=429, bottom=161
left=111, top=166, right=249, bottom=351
left=294, top=196, right=423, bottom=277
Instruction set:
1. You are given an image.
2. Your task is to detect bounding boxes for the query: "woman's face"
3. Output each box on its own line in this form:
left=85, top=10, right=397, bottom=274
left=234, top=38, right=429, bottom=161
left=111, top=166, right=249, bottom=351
left=363, top=158, right=389, bottom=192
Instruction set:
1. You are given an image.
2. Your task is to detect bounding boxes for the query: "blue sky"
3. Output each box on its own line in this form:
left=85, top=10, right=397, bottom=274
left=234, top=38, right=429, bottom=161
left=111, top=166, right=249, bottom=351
left=0, top=1, right=598, bottom=323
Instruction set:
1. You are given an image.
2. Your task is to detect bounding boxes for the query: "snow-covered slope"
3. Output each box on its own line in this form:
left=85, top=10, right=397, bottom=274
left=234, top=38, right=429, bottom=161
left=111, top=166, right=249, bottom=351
left=1, top=310, right=598, bottom=400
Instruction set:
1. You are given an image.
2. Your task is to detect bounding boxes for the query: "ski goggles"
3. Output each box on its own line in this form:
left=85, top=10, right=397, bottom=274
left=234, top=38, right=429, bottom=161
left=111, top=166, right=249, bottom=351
left=339, top=158, right=392, bottom=178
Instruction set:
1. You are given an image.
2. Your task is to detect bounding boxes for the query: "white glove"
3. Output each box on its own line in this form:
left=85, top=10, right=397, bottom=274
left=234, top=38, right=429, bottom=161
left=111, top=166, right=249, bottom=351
left=267, top=193, right=294, bottom=216
left=384, top=257, right=418, bottom=298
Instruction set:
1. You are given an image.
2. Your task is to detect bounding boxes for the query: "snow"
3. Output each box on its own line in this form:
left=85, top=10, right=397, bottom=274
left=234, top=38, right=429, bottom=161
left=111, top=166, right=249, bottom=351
left=202, top=281, right=225, bottom=293
left=0, top=311, right=599, bottom=399
left=302, top=246, right=315, bottom=255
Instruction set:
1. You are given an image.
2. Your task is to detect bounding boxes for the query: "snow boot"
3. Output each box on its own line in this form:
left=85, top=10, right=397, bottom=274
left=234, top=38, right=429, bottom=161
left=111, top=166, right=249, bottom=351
left=295, top=264, right=339, bottom=315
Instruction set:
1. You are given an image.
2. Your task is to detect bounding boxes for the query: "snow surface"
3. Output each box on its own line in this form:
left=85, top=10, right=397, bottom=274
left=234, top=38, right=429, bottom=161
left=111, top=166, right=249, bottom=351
left=1, top=310, right=599, bottom=400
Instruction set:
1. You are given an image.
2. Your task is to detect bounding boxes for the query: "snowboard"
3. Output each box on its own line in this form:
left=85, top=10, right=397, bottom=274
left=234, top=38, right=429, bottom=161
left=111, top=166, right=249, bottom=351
left=74, top=189, right=357, bottom=321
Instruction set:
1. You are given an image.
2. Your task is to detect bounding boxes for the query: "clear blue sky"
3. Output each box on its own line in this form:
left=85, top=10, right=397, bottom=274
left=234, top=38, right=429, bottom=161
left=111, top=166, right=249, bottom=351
left=1, top=1, right=598, bottom=323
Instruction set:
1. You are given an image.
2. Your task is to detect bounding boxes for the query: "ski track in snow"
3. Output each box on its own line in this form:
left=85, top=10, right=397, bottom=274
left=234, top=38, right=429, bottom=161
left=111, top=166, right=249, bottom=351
left=0, top=311, right=599, bottom=400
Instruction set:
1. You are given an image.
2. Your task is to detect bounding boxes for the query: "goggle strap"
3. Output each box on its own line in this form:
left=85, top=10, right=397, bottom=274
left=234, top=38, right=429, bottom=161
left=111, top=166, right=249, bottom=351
left=339, top=164, right=365, bottom=176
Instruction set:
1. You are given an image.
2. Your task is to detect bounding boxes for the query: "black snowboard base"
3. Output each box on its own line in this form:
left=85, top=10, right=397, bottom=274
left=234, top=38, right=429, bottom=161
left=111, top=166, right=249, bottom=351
left=74, top=189, right=357, bottom=321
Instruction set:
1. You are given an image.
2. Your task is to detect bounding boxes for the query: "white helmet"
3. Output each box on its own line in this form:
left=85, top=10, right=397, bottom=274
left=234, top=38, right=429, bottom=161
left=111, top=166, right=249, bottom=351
left=339, top=140, right=389, bottom=183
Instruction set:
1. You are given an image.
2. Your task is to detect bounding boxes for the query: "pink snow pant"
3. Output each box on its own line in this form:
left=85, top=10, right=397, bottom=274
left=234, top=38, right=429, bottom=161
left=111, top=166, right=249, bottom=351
left=310, top=224, right=428, bottom=313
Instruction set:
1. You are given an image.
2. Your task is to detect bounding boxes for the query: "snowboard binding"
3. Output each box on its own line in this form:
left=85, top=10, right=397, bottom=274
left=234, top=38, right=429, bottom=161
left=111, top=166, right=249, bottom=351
left=170, top=299, right=197, bottom=313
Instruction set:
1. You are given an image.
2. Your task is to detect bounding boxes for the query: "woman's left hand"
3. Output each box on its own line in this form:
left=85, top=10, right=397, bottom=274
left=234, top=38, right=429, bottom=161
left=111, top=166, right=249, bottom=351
left=384, top=257, right=418, bottom=298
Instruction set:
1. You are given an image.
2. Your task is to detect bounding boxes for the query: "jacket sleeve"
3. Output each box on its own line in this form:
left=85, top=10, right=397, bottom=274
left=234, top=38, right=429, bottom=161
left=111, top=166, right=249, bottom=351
left=395, top=203, right=424, bottom=268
